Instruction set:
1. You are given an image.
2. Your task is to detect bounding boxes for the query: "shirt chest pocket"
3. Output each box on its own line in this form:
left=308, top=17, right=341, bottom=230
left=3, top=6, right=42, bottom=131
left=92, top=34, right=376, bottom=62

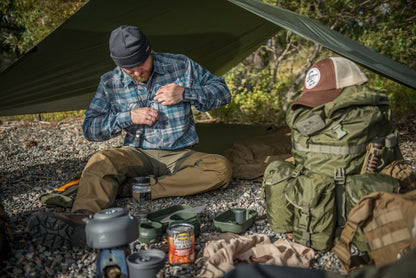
left=111, top=89, right=148, bottom=112
left=174, top=78, right=192, bottom=88
left=151, top=78, right=193, bottom=93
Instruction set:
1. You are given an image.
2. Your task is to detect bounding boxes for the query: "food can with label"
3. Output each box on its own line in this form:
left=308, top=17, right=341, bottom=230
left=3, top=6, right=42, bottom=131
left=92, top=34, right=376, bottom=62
left=167, top=223, right=195, bottom=264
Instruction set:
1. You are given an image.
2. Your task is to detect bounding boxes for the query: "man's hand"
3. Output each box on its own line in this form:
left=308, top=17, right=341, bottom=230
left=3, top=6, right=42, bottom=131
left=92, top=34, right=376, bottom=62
left=130, top=107, right=158, bottom=126
left=154, top=83, right=184, bottom=106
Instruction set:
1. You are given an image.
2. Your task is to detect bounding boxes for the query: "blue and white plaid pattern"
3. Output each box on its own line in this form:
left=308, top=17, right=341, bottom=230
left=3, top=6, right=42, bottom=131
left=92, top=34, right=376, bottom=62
left=83, top=52, right=231, bottom=149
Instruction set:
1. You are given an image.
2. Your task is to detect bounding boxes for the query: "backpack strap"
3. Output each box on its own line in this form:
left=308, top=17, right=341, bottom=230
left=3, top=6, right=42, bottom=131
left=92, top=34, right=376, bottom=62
left=293, top=132, right=399, bottom=156
left=298, top=203, right=312, bottom=247
left=334, top=168, right=346, bottom=234
left=333, top=194, right=377, bottom=272
left=293, top=142, right=366, bottom=155
left=332, top=221, right=371, bottom=272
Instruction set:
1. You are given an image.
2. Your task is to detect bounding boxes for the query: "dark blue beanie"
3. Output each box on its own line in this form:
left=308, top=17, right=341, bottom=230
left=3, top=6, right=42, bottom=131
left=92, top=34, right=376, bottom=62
left=109, top=26, right=152, bottom=68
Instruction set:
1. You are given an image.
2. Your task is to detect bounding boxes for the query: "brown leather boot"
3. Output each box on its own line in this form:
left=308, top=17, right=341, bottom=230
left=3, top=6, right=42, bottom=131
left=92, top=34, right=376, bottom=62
left=27, top=211, right=91, bottom=250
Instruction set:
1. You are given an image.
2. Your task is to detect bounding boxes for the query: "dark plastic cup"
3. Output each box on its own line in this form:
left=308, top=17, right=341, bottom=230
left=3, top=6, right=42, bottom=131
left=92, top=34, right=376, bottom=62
left=139, top=221, right=163, bottom=244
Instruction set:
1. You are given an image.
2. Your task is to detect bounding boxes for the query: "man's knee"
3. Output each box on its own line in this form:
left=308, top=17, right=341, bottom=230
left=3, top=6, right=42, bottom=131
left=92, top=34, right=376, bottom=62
left=87, top=148, right=122, bottom=163
left=84, top=147, right=145, bottom=174
left=89, top=147, right=135, bottom=162
left=201, top=154, right=233, bottom=184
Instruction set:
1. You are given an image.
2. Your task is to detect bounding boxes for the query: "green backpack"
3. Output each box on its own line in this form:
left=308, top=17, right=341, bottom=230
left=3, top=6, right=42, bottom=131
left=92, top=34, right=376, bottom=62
left=263, top=86, right=402, bottom=251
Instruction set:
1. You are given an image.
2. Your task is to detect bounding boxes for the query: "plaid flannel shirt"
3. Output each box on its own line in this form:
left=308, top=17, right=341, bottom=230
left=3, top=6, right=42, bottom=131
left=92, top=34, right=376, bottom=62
left=82, top=52, right=231, bottom=149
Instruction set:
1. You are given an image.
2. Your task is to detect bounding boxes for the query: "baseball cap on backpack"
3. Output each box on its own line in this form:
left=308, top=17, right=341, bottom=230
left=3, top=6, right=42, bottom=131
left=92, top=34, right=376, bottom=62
left=291, top=57, right=368, bottom=110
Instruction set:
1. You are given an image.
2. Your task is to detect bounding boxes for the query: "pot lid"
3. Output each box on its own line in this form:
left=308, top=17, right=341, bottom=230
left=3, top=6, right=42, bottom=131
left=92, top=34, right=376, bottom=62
left=93, top=207, right=127, bottom=220
left=127, top=249, right=166, bottom=269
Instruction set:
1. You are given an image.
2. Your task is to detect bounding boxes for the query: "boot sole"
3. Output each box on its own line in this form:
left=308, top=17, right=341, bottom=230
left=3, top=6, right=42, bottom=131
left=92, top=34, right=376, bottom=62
left=27, top=213, right=85, bottom=250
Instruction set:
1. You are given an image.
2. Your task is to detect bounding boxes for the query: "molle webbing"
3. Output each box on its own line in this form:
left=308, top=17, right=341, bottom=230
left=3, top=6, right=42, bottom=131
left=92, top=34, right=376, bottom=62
left=292, top=132, right=398, bottom=155
left=293, top=142, right=366, bottom=155
left=363, top=206, right=403, bottom=232
left=368, top=228, right=411, bottom=251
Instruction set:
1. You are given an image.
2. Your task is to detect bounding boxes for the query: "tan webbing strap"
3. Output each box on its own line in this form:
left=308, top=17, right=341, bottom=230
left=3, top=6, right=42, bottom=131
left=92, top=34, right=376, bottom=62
left=293, top=142, right=366, bottom=155
left=332, top=221, right=359, bottom=266
left=332, top=196, right=375, bottom=272
left=339, top=221, right=358, bottom=245
left=368, top=228, right=412, bottom=250
left=363, top=207, right=403, bottom=232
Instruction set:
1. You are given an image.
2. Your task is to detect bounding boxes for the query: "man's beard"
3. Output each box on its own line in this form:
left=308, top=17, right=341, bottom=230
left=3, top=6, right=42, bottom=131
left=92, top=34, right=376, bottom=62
left=128, top=70, right=151, bottom=83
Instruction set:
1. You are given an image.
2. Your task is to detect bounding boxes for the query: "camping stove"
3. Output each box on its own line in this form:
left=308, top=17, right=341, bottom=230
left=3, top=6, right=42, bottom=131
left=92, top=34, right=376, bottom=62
left=85, top=207, right=138, bottom=278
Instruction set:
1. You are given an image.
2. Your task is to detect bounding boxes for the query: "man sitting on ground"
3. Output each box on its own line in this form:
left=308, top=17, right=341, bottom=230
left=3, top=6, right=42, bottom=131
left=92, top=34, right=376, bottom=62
left=27, top=25, right=232, bottom=249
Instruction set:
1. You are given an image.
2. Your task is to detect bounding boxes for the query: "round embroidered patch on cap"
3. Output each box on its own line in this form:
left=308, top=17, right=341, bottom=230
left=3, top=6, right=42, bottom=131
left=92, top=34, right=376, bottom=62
left=304, top=67, right=321, bottom=89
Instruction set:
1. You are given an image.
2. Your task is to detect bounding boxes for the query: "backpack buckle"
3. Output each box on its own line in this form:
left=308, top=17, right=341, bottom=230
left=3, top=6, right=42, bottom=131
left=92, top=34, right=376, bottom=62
left=334, top=124, right=347, bottom=140
left=291, top=166, right=304, bottom=178
left=334, top=168, right=346, bottom=185
left=298, top=204, right=311, bottom=230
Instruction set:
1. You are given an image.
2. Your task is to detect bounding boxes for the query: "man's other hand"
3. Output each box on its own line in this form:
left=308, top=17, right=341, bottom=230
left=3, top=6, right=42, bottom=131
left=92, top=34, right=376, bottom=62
left=154, top=83, right=184, bottom=106
left=130, top=107, right=158, bottom=126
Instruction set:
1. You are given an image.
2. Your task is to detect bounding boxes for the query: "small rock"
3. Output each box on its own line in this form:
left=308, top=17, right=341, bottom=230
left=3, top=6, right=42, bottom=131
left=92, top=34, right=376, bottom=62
left=45, top=266, right=55, bottom=276
left=25, top=252, right=34, bottom=260
left=12, top=267, right=23, bottom=276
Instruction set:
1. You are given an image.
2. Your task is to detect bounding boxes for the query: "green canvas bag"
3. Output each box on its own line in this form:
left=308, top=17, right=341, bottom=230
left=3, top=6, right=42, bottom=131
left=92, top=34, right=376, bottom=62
left=263, top=161, right=336, bottom=250
left=263, top=160, right=296, bottom=233
left=285, top=169, right=336, bottom=251
left=263, top=163, right=401, bottom=251
left=263, top=86, right=403, bottom=251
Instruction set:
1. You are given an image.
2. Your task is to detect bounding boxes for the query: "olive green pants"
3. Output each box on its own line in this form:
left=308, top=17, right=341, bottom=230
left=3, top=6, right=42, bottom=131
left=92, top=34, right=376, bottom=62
left=72, top=146, right=232, bottom=213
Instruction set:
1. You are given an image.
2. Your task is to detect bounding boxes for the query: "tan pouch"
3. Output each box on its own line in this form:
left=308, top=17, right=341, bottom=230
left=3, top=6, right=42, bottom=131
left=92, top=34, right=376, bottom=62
left=381, top=160, right=416, bottom=193
left=333, top=190, right=416, bottom=272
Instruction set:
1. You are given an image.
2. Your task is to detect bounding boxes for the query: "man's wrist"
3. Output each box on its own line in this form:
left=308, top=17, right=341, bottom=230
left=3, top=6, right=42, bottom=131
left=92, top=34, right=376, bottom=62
left=119, top=110, right=133, bottom=127
left=182, top=87, right=196, bottom=102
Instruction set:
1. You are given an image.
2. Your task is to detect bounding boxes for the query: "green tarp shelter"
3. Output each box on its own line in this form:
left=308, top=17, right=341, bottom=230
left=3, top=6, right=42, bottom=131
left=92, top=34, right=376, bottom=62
left=0, top=0, right=415, bottom=117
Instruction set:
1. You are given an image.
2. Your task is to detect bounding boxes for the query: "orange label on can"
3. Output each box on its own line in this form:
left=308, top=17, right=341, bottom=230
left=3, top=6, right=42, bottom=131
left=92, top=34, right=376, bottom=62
left=168, top=224, right=195, bottom=264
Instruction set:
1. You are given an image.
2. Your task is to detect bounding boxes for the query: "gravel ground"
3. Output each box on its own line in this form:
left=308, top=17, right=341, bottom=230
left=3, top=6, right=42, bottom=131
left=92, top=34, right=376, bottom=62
left=1, top=115, right=415, bottom=277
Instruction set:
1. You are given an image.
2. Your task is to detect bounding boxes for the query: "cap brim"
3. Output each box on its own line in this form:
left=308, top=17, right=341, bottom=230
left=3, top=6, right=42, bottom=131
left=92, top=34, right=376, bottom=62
left=291, top=88, right=343, bottom=110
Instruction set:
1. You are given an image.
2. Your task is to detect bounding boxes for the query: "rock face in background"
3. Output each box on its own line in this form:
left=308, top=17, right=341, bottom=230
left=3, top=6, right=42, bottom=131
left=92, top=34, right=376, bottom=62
left=1, top=116, right=415, bottom=277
